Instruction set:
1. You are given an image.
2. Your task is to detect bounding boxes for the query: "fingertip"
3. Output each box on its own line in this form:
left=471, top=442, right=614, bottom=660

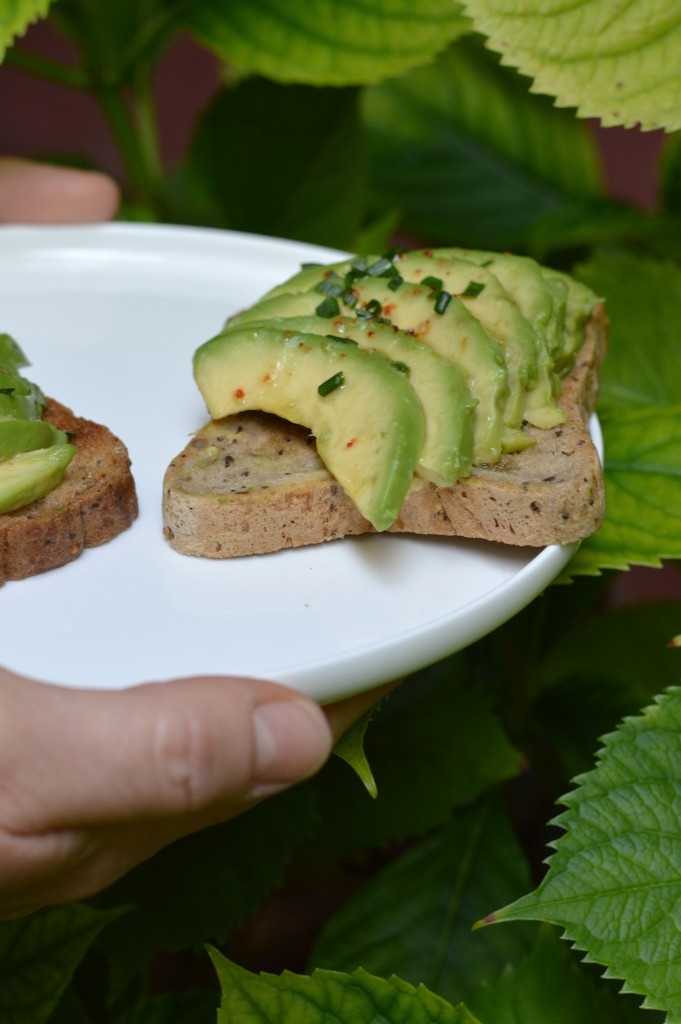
left=251, top=696, right=332, bottom=796
left=0, top=157, right=120, bottom=223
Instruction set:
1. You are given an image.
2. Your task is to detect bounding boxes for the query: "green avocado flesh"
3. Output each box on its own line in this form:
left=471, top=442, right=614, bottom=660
left=196, top=248, right=599, bottom=531
left=194, top=325, right=425, bottom=531
left=0, top=336, right=75, bottom=515
left=0, top=445, right=75, bottom=515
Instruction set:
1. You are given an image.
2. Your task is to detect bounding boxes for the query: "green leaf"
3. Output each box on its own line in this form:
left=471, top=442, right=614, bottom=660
left=315, top=657, right=522, bottom=854
left=333, top=708, right=379, bottom=799
left=183, top=78, right=368, bottom=249
left=183, top=0, right=471, bottom=86
left=94, top=783, right=318, bottom=986
left=53, top=0, right=181, bottom=83
left=576, top=250, right=681, bottom=416
left=463, top=0, right=681, bottom=132
left=0, top=0, right=53, bottom=62
left=487, top=687, right=681, bottom=1020
left=112, top=991, right=219, bottom=1023
left=472, top=927, right=663, bottom=1023
left=536, top=601, right=681, bottom=778
left=0, top=903, right=121, bottom=1024
left=209, top=951, right=482, bottom=1024
left=310, top=799, right=536, bottom=1007
left=363, top=37, right=603, bottom=251
left=567, top=405, right=681, bottom=576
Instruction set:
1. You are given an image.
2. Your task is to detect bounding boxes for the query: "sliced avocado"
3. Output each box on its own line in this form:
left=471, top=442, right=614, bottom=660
left=389, top=250, right=564, bottom=430
left=235, top=314, right=477, bottom=486
left=0, top=334, right=29, bottom=373
left=0, top=444, right=75, bottom=515
left=0, top=372, right=46, bottom=419
left=194, top=325, right=425, bottom=531
left=0, top=419, right=68, bottom=461
left=434, top=248, right=569, bottom=368
left=232, top=285, right=510, bottom=465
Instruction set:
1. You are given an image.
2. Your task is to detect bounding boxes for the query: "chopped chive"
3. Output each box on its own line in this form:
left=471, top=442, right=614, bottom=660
left=365, top=299, right=383, bottom=316
left=366, top=256, right=394, bottom=277
left=341, top=289, right=358, bottom=307
left=434, top=290, right=452, bottom=314
left=316, top=296, right=341, bottom=318
left=318, top=371, right=345, bottom=396
left=391, top=361, right=410, bottom=375
left=460, top=280, right=485, bottom=298
left=422, top=275, right=443, bottom=292
left=350, top=256, right=369, bottom=273
left=314, top=273, right=343, bottom=297
left=388, top=274, right=403, bottom=291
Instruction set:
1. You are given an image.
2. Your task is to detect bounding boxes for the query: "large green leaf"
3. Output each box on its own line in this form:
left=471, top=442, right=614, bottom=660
left=315, top=658, right=522, bottom=855
left=310, top=799, right=535, bottom=1007
left=463, top=0, right=681, bottom=132
left=93, top=783, right=318, bottom=985
left=0, top=904, right=121, bottom=1024
left=183, top=78, right=368, bottom=249
left=561, top=250, right=681, bottom=577
left=487, top=687, right=681, bottom=1021
left=567, top=405, right=681, bottom=576
left=472, top=927, right=663, bottom=1023
left=183, top=0, right=471, bottom=86
left=210, top=951, right=482, bottom=1024
left=577, top=250, right=681, bottom=416
left=51, top=0, right=183, bottom=83
left=363, top=37, right=603, bottom=251
left=535, top=601, right=681, bottom=778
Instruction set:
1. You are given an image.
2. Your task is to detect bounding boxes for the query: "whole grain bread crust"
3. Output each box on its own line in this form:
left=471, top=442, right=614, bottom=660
left=162, top=304, right=607, bottom=558
left=0, top=399, right=138, bottom=583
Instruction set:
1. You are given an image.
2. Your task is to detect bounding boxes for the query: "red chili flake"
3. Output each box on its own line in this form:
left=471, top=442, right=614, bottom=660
left=367, top=330, right=375, bottom=337
left=423, top=249, right=434, bottom=257
left=262, top=374, right=271, bottom=382
left=383, top=304, right=396, bottom=315
left=346, top=438, right=356, bottom=448
left=235, top=388, right=245, bottom=399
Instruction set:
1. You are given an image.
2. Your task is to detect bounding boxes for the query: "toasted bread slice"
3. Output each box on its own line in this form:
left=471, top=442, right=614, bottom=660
left=162, top=305, right=606, bottom=558
left=0, top=399, right=138, bottom=583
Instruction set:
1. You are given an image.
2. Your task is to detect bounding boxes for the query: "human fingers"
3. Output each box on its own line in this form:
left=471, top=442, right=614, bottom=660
left=0, top=670, right=332, bottom=912
left=0, top=157, right=120, bottom=223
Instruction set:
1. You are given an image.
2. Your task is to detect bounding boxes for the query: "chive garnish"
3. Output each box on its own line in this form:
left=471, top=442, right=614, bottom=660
left=316, top=296, right=341, bottom=318
left=422, top=275, right=443, bottom=292
left=315, top=273, right=343, bottom=297
left=357, top=298, right=383, bottom=319
left=434, top=290, right=452, bottom=314
left=318, top=371, right=345, bottom=396
left=366, top=256, right=394, bottom=277
left=388, top=274, right=403, bottom=291
left=460, top=280, right=485, bottom=298
left=391, top=361, right=410, bottom=375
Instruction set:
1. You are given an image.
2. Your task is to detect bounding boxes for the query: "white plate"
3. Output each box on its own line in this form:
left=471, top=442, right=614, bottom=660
left=0, top=224, right=597, bottom=703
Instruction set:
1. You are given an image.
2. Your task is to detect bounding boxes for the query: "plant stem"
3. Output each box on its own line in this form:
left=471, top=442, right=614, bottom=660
left=4, top=47, right=88, bottom=90
left=96, top=82, right=166, bottom=217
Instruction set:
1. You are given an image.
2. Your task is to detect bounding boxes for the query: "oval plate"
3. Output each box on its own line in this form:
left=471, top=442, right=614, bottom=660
left=0, top=224, right=599, bottom=702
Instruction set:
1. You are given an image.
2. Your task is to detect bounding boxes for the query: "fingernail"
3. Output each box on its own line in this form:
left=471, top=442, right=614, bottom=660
left=251, top=698, right=332, bottom=796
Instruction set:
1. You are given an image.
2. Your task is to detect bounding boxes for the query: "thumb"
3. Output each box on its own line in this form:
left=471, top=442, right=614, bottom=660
left=1, top=673, right=332, bottom=834
left=0, top=157, right=120, bottom=223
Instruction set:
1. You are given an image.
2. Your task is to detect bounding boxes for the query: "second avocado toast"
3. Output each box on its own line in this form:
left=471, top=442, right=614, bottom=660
left=162, top=246, right=606, bottom=558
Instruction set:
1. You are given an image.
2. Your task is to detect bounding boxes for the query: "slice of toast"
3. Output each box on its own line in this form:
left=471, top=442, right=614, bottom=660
left=0, top=399, right=138, bottom=583
left=162, top=304, right=607, bottom=558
